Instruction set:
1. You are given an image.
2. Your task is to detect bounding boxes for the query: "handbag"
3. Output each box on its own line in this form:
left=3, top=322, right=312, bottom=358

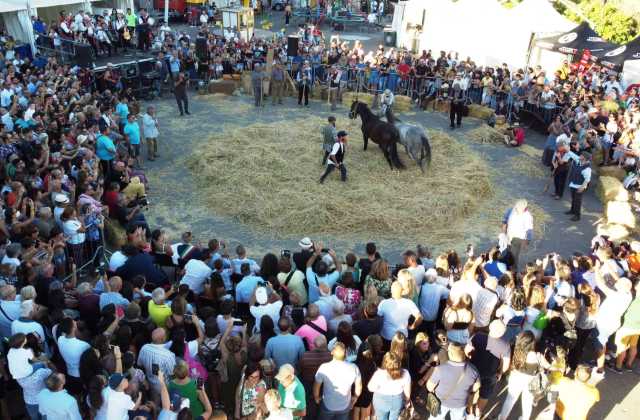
left=528, top=367, right=550, bottom=405
left=421, top=363, right=468, bottom=417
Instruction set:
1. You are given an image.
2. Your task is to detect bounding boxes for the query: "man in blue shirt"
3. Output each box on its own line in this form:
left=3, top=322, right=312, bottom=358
left=96, top=125, right=116, bottom=180
left=235, top=264, right=263, bottom=304
left=265, top=317, right=305, bottom=369
left=37, top=372, right=82, bottom=420
left=115, top=98, right=129, bottom=130
left=123, top=114, right=142, bottom=168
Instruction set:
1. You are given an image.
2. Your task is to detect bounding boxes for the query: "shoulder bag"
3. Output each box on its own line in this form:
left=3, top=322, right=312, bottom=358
left=424, top=363, right=468, bottom=417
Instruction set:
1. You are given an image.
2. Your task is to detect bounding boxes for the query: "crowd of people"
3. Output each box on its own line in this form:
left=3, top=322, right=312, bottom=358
left=2, top=3, right=640, bottom=420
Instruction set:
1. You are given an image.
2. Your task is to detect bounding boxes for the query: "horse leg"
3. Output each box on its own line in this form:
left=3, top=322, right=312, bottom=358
left=363, top=131, right=368, bottom=150
left=381, top=144, right=394, bottom=169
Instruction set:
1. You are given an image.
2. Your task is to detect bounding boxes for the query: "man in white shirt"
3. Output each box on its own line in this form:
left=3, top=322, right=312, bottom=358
left=11, top=300, right=47, bottom=355
left=142, top=106, right=159, bottom=160
left=250, top=286, right=283, bottom=332
left=314, top=342, right=362, bottom=418
left=404, top=250, right=425, bottom=286
left=179, top=258, right=213, bottom=295
left=566, top=152, right=592, bottom=222
left=319, top=131, right=348, bottom=183
left=95, top=373, right=141, bottom=420
left=378, top=282, right=422, bottom=341
left=472, top=277, right=499, bottom=329
left=501, top=199, right=533, bottom=270
left=57, top=318, right=91, bottom=395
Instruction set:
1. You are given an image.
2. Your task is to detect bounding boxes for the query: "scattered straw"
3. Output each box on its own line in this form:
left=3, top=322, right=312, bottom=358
left=507, top=154, right=550, bottom=179
left=466, top=125, right=506, bottom=144
left=185, top=117, right=494, bottom=243
left=517, top=144, right=541, bottom=160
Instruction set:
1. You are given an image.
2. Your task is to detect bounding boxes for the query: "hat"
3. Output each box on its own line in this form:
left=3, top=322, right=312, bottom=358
left=54, top=194, right=70, bottom=205
left=275, top=364, right=295, bottom=382
left=489, top=320, right=506, bottom=338
left=299, top=237, right=312, bottom=249
left=255, top=287, right=268, bottom=305
left=109, top=373, right=125, bottom=389
left=76, top=134, right=88, bottom=144
left=415, top=332, right=429, bottom=344
left=337, top=130, right=348, bottom=138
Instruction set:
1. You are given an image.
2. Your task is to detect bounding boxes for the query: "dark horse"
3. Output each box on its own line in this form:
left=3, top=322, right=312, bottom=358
left=349, top=101, right=404, bottom=170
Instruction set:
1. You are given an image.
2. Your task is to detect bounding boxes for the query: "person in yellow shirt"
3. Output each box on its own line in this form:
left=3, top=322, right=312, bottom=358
left=148, top=287, right=172, bottom=328
left=553, top=364, right=599, bottom=420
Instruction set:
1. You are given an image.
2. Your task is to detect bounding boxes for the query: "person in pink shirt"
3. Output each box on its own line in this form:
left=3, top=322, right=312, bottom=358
left=295, top=304, right=327, bottom=350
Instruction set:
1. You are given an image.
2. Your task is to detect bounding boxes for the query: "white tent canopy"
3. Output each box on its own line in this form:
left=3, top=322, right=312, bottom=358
left=393, top=0, right=575, bottom=69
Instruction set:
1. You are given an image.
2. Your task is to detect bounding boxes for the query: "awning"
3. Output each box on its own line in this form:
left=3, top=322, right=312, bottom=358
left=535, top=22, right=618, bottom=55
left=594, top=36, right=640, bottom=70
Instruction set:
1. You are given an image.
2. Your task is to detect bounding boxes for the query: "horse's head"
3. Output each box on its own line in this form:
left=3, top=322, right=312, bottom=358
left=349, top=100, right=360, bottom=119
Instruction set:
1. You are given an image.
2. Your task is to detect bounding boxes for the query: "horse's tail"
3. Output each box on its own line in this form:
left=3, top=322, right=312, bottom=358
left=390, top=141, right=405, bottom=170
left=420, top=133, right=432, bottom=171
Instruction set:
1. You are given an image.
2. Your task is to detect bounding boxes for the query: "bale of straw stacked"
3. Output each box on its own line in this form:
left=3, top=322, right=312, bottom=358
left=606, top=201, right=636, bottom=228
left=241, top=73, right=252, bottom=94
left=598, top=165, right=626, bottom=181
left=394, top=95, right=413, bottom=113
left=596, top=223, right=631, bottom=241
left=342, top=91, right=376, bottom=107
left=597, top=176, right=629, bottom=203
left=467, top=104, right=494, bottom=121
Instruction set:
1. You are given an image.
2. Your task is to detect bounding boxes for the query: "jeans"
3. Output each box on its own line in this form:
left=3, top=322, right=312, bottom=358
left=318, top=401, right=350, bottom=420
left=498, top=370, right=535, bottom=420
left=372, top=393, right=404, bottom=420
left=175, top=94, right=189, bottom=114
left=429, top=405, right=466, bottom=420
left=25, top=403, right=40, bottom=420
left=510, top=237, right=526, bottom=270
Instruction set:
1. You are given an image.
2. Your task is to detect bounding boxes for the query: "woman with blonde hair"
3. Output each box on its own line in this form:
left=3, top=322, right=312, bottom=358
left=443, top=293, right=474, bottom=344
left=168, top=360, right=211, bottom=419
left=367, top=352, right=411, bottom=420
left=574, top=282, right=600, bottom=367
left=524, top=283, right=547, bottom=340
left=397, top=269, right=418, bottom=304
left=263, top=389, right=292, bottom=420
left=434, top=254, right=449, bottom=274
left=389, top=332, right=408, bottom=367
left=365, top=259, right=392, bottom=299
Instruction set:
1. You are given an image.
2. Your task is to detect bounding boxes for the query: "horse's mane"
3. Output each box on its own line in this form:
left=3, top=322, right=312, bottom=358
left=356, top=101, right=377, bottom=120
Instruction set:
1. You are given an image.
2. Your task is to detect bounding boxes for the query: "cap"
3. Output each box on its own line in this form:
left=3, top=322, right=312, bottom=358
left=255, top=287, right=268, bottom=305
left=76, top=134, right=88, bottom=144
left=489, top=319, right=506, bottom=338
left=299, top=237, right=312, bottom=249
left=337, top=130, right=348, bottom=138
left=274, top=364, right=295, bottom=382
left=109, top=373, right=125, bottom=389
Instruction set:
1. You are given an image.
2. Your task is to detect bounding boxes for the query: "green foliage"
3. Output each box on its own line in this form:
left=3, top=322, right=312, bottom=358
left=553, top=0, right=638, bottom=44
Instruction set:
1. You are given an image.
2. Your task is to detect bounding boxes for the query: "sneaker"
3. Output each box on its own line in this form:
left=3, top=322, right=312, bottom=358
left=625, top=365, right=634, bottom=373
left=607, top=365, right=623, bottom=374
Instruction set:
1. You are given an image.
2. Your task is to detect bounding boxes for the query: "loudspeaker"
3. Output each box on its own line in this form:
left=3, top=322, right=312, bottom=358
left=196, top=37, right=208, bottom=61
left=383, top=29, right=397, bottom=47
left=75, top=44, right=94, bottom=68
left=287, top=36, right=299, bottom=57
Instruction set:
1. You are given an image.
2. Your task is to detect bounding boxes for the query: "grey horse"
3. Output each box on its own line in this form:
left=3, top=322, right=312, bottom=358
left=385, top=109, right=432, bottom=173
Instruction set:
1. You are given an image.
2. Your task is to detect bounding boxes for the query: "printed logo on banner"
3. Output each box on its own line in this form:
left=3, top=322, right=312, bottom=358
left=586, top=36, right=605, bottom=43
left=605, top=46, right=627, bottom=57
left=558, top=33, right=578, bottom=44
left=559, top=47, right=578, bottom=54
left=633, top=52, right=640, bottom=59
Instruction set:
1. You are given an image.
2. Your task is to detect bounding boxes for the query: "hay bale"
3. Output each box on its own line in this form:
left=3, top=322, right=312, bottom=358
left=596, top=176, right=629, bottom=203
left=598, top=165, right=626, bottom=180
left=185, top=117, right=494, bottom=242
left=342, top=92, right=375, bottom=107
left=496, top=115, right=506, bottom=125
left=606, top=201, right=636, bottom=228
left=508, top=155, right=550, bottom=179
left=467, top=125, right=506, bottom=144
left=241, top=72, right=252, bottom=94
left=467, top=104, right=494, bottom=121
left=232, top=74, right=241, bottom=80
left=597, top=222, right=630, bottom=241
left=104, top=218, right=126, bottom=249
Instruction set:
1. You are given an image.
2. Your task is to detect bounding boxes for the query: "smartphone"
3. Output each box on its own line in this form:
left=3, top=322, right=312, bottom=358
left=321, top=248, right=330, bottom=253
left=152, top=363, right=159, bottom=376
left=233, top=320, right=244, bottom=326
left=184, top=314, right=193, bottom=321
left=197, top=377, right=204, bottom=388
left=281, top=249, right=291, bottom=258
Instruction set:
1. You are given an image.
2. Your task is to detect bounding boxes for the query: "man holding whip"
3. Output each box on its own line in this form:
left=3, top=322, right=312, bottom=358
left=319, top=131, right=348, bottom=183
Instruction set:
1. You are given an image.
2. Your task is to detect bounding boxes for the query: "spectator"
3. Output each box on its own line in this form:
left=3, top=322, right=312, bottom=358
left=377, top=281, right=422, bottom=343
left=265, top=317, right=305, bottom=369
left=314, top=342, right=362, bottom=420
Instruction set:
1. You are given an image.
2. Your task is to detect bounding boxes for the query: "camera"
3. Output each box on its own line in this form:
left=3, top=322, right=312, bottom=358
left=233, top=319, right=245, bottom=326
left=281, top=249, right=291, bottom=258
left=321, top=248, right=330, bottom=253
left=129, top=195, right=149, bottom=208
